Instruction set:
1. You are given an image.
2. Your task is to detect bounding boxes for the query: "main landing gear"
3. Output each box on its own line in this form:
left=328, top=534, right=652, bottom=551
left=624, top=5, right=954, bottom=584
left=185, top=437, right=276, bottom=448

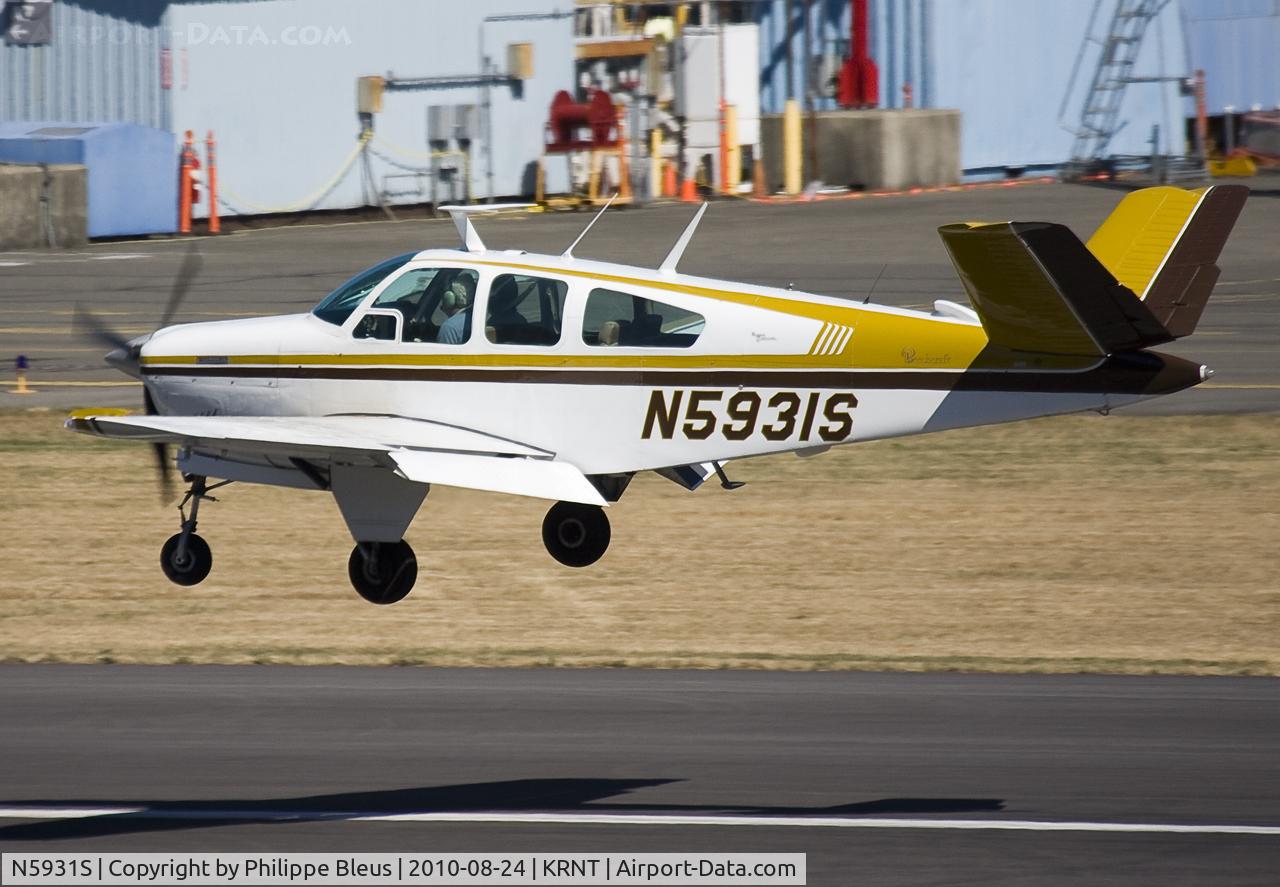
left=348, top=540, right=418, bottom=605
left=160, top=475, right=228, bottom=586
left=542, top=501, right=611, bottom=567
left=155, top=483, right=612, bottom=600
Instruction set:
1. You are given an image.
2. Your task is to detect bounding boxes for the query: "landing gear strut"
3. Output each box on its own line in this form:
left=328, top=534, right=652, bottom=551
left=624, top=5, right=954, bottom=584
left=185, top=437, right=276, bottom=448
left=160, top=475, right=227, bottom=586
left=542, top=501, right=610, bottom=567
left=348, top=540, right=417, bottom=604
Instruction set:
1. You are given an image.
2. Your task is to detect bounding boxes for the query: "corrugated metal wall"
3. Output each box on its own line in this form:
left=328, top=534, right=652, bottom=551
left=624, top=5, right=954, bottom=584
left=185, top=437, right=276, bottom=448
left=756, top=0, right=948, bottom=115
left=0, top=0, right=168, bottom=129
left=1182, top=0, right=1280, bottom=114
left=167, top=0, right=575, bottom=215
left=931, top=0, right=1188, bottom=171
left=756, top=0, right=1191, bottom=173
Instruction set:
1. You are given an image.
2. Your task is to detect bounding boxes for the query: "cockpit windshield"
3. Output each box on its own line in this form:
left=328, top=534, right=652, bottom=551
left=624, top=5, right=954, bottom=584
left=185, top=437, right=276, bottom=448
left=311, top=252, right=416, bottom=325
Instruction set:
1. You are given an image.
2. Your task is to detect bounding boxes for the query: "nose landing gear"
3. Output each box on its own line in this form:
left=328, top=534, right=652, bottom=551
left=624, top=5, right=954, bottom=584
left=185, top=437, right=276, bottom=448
left=542, top=501, right=611, bottom=567
left=160, top=475, right=228, bottom=586
left=348, top=540, right=417, bottom=604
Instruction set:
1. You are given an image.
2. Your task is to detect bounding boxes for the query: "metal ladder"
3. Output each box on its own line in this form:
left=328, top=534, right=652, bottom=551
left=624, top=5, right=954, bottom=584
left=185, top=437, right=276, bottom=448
left=1063, top=0, right=1182, bottom=176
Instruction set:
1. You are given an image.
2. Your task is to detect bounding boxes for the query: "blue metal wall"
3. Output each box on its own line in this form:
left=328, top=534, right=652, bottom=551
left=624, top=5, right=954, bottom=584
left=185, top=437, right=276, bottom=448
left=1182, top=0, right=1280, bottom=114
left=756, top=0, right=1191, bottom=173
left=0, top=0, right=169, bottom=130
left=0, top=121, right=176, bottom=235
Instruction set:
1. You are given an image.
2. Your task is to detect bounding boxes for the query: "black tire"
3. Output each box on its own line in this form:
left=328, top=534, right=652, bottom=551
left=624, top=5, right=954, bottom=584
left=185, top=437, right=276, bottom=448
left=542, top=502, right=610, bottom=568
left=160, top=532, right=212, bottom=586
left=348, top=540, right=417, bottom=605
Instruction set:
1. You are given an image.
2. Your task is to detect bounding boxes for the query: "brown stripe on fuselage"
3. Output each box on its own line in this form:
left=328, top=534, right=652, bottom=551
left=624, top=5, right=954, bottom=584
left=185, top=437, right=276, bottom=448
left=141, top=351, right=1204, bottom=396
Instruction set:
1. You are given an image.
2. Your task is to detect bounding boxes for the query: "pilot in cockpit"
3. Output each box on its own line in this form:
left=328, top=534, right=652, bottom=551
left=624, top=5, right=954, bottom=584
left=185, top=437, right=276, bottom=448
left=436, top=276, right=475, bottom=344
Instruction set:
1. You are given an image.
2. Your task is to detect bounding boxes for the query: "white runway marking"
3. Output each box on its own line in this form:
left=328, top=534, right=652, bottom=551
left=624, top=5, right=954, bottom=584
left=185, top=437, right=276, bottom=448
left=0, top=807, right=1277, bottom=836
left=0, top=252, right=154, bottom=266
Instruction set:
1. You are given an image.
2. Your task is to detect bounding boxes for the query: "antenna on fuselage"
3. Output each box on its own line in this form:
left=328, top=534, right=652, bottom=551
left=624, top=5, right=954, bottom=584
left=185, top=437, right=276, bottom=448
left=561, top=193, right=616, bottom=259
left=658, top=202, right=708, bottom=276
left=439, top=203, right=536, bottom=253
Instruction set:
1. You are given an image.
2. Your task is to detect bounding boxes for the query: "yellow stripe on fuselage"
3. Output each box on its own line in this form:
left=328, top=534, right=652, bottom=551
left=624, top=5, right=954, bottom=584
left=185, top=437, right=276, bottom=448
left=468, top=258, right=992, bottom=369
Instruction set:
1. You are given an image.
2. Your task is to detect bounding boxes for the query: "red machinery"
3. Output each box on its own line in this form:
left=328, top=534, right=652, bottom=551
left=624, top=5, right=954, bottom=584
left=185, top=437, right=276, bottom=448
left=836, top=0, right=879, bottom=109
left=546, top=89, right=618, bottom=153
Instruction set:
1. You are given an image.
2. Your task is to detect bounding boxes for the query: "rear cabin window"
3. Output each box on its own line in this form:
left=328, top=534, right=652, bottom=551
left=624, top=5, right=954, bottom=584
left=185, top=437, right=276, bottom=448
left=485, top=273, right=568, bottom=346
left=582, top=288, right=705, bottom=348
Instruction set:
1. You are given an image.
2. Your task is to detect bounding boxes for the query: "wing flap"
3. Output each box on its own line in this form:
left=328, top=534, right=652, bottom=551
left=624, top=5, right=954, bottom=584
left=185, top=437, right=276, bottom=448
left=66, top=414, right=549, bottom=460
left=390, top=450, right=607, bottom=506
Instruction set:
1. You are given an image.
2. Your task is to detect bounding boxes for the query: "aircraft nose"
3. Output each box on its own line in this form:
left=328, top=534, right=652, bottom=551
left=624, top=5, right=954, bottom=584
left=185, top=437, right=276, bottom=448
left=1200, top=365, right=1215, bottom=381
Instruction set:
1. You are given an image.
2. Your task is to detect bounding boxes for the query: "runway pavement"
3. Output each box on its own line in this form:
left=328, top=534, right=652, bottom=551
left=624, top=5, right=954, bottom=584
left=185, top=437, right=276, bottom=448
left=1, top=181, right=1277, bottom=413
left=0, top=666, right=1277, bottom=885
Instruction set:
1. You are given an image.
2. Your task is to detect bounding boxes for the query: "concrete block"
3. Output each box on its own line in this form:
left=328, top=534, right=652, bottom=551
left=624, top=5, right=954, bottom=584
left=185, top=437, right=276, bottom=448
left=0, top=165, right=41, bottom=250
left=761, top=109, right=961, bottom=193
left=0, top=163, right=88, bottom=250
left=47, top=164, right=88, bottom=248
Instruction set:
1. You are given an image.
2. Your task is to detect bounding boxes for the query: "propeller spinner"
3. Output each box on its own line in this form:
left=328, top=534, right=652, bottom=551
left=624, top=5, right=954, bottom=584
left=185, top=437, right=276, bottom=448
left=74, top=242, right=202, bottom=502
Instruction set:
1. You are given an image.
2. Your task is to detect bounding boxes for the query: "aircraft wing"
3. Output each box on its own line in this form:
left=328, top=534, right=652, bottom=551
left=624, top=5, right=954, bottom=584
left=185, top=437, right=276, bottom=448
left=66, top=414, right=607, bottom=506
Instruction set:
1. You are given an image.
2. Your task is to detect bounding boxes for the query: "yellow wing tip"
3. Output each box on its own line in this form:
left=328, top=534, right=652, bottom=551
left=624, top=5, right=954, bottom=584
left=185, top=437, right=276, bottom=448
left=66, top=407, right=133, bottom=419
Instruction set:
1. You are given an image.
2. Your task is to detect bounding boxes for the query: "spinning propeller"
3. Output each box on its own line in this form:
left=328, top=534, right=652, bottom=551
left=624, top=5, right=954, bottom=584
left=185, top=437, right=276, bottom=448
left=75, top=243, right=203, bottom=502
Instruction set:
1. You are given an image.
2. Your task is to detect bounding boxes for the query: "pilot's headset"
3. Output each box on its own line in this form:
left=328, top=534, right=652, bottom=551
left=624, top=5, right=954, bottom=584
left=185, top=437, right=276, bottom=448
left=441, top=277, right=473, bottom=315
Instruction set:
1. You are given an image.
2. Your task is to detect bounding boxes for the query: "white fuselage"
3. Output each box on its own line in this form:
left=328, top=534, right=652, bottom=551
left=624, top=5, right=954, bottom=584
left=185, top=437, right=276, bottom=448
left=140, top=248, right=1187, bottom=477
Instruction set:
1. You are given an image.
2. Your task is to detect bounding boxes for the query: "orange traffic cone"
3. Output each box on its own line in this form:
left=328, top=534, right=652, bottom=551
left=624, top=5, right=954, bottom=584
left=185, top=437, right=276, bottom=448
left=662, top=162, right=677, bottom=198
left=679, top=174, right=698, bottom=203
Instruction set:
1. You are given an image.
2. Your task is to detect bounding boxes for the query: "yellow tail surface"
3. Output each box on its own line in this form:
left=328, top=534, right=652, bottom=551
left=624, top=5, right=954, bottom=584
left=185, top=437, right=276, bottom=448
left=1085, top=185, right=1247, bottom=337
left=1086, top=187, right=1206, bottom=298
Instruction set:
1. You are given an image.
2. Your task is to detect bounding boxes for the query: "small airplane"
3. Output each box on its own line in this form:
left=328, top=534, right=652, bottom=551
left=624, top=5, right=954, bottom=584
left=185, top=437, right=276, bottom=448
left=71, top=184, right=1247, bottom=604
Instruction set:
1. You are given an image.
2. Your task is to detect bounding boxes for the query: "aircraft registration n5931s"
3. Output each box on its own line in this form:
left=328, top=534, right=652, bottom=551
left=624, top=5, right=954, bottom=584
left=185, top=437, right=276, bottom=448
left=71, top=185, right=1247, bottom=604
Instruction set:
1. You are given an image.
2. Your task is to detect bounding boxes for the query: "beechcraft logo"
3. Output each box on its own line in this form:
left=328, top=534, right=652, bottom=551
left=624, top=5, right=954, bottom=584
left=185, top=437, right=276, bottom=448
left=902, top=347, right=951, bottom=366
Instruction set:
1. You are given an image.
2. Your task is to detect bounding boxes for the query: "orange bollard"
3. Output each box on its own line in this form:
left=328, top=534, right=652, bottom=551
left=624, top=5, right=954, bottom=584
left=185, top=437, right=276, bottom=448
left=679, top=172, right=698, bottom=202
left=178, top=130, right=194, bottom=234
left=662, top=162, right=677, bottom=198
left=205, top=130, right=220, bottom=234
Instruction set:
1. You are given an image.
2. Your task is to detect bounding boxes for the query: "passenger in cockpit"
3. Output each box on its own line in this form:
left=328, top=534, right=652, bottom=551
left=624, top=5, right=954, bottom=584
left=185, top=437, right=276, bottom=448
left=436, top=276, right=475, bottom=344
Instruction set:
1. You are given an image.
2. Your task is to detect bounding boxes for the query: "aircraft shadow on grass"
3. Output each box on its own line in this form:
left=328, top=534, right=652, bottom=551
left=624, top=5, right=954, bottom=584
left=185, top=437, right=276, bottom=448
left=0, top=778, right=1005, bottom=841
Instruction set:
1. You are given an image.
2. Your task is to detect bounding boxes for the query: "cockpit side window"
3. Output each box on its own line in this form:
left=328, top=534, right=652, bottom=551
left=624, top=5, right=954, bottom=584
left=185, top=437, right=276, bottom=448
left=485, top=273, right=568, bottom=346
left=311, top=253, right=415, bottom=325
left=582, top=287, right=705, bottom=348
left=370, top=267, right=479, bottom=343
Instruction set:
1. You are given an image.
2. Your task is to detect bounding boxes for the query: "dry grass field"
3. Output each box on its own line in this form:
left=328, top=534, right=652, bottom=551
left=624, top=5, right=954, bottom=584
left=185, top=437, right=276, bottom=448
left=0, top=408, right=1276, bottom=674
